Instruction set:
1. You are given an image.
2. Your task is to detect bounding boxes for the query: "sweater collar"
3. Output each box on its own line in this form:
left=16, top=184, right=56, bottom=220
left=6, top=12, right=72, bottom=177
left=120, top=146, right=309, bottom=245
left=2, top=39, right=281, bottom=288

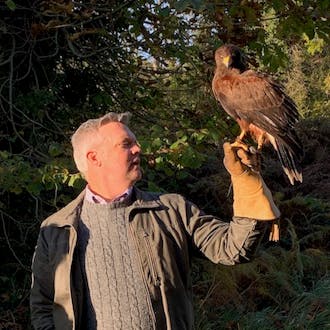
left=85, top=185, right=133, bottom=204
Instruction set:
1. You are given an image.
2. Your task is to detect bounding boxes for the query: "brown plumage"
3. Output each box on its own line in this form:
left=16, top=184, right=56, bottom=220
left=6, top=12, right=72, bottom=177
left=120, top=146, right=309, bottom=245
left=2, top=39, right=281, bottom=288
left=212, top=44, right=303, bottom=185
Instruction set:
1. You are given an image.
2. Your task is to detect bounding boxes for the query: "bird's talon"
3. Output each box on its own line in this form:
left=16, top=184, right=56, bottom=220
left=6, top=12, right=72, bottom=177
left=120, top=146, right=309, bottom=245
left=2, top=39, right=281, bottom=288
left=248, top=146, right=257, bottom=154
left=230, top=140, right=250, bottom=152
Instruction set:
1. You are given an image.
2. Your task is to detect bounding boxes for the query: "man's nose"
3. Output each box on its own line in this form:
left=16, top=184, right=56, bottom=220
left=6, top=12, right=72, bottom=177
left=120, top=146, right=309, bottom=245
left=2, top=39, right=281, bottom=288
left=132, top=142, right=141, bottom=154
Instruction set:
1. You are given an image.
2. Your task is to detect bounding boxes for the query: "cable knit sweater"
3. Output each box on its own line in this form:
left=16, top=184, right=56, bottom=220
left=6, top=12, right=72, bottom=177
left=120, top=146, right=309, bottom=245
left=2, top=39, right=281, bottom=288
left=78, top=198, right=154, bottom=330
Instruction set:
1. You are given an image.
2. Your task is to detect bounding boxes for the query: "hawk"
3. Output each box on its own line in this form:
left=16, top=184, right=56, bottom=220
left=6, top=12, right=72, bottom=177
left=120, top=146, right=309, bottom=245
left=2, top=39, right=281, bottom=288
left=212, top=44, right=303, bottom=185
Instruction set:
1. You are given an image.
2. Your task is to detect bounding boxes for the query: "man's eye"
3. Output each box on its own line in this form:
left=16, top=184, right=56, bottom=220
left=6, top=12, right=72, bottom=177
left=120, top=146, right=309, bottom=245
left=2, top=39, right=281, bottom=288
left=122, top=141, right=132, bottom=148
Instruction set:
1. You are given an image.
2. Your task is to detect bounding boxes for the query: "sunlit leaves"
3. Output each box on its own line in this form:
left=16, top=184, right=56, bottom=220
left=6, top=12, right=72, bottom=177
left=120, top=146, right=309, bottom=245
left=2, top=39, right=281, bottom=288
left=323, top=74, right=330, bottom=94
left=302, top=33, right=325, bottom=55
left=0, top=150, right=82, bottom=199
left=140, top=125, right=207, bottom=190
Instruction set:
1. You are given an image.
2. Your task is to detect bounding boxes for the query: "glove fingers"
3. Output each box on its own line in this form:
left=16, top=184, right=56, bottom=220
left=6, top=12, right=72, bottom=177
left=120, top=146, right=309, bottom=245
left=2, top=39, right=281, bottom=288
left=223, top=142, right=236, bottom=160
left=236, top=148, right=250, bottom=164
left=223, top=142, right=245, bottom=176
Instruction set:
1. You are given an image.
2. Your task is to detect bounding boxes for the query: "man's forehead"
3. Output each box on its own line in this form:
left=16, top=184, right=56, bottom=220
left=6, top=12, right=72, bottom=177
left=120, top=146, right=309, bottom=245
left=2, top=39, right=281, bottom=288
left=99, top=121, right=136, bottom=140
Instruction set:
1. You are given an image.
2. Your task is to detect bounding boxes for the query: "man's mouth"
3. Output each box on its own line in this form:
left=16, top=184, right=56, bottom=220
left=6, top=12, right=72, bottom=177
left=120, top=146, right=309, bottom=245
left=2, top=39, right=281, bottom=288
left=130, top=158, right=140, bottom=168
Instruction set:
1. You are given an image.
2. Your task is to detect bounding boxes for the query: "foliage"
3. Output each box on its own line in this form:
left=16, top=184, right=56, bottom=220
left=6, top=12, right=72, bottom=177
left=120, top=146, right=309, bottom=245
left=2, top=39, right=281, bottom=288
left=0, top=0, right=329, bottom=328
left=285, top=45, right=330, bottom=118
left=193, top=194, right=330, bottom=329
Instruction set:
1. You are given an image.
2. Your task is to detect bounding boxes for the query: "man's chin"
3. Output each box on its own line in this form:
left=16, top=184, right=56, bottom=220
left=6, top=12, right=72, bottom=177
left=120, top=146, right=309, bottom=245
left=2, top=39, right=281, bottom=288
left=131, top=168, right=142, bottom=182
left=136, top=170, right=142, bottom=181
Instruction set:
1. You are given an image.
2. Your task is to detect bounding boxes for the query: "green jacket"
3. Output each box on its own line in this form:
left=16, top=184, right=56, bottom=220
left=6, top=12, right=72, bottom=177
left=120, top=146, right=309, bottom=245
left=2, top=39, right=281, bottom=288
left=30, top=187, right=263, bottom=330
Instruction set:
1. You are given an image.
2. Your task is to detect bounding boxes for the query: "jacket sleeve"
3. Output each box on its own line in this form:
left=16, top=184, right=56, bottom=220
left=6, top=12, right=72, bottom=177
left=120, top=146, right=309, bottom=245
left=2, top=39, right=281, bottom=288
left=30, top=228, right=55, bottom=330
left=180, top=198, right=266, bottom=265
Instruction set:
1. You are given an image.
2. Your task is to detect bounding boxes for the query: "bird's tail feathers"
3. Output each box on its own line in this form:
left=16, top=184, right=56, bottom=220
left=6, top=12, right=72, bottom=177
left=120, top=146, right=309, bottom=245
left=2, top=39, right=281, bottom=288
left=271, top=136, right=303, bottom=185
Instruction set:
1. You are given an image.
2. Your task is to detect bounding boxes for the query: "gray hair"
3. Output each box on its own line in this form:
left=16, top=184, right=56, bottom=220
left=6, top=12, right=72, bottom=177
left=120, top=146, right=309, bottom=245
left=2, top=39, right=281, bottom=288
left=71, top=112, right=131, bottom=174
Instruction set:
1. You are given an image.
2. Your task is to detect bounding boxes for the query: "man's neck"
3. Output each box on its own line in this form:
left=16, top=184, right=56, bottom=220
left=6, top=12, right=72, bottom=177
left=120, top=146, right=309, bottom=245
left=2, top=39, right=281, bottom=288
left=86, top=184, right=133, bottom=203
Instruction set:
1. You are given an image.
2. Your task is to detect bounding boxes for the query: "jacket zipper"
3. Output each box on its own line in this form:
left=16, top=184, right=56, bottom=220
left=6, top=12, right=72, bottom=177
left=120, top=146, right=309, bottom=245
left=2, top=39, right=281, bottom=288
left=68, top=226, right=77, bottom=330
left=142, top=233, right=171, bottom=329
left=128, top=224, right=157, bottom=328
left=143, top=232, right=161, bottom=286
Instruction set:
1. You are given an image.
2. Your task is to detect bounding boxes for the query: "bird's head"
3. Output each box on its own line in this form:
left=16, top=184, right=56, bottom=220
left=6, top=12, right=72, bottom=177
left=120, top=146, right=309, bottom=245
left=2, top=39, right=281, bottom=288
left=215, top=44, right=247, bottom=72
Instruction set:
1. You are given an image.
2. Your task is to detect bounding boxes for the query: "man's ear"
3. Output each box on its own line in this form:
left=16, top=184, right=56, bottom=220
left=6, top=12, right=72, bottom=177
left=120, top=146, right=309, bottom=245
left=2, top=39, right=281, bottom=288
left=86, top=150, right=101, bottom=166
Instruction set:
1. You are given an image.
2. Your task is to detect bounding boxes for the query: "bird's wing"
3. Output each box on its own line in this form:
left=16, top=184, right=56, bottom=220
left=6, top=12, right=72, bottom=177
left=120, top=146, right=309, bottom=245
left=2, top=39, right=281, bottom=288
left=213, top=70, right=299, bottom=137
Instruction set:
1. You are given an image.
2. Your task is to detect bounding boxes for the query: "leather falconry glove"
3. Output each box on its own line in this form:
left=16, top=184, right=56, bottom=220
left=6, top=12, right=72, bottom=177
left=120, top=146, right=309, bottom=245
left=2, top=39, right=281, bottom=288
left=223, top=142, right=280, bottom=221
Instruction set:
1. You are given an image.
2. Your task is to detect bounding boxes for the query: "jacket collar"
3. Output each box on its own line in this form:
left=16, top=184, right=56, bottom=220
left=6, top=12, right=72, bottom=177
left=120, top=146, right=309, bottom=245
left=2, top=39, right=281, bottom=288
left=42, top=186, right=162, bottom=229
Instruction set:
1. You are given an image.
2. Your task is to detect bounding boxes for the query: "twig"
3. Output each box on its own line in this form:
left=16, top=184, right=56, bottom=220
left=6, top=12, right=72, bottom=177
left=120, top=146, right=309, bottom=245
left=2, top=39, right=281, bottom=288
left=0, top=212, right=30, bottom=272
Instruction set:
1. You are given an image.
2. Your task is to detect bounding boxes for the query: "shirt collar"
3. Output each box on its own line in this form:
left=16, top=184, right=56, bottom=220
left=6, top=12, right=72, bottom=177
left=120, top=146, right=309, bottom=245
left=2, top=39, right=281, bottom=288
left=85, top=185, right=133, bottom=204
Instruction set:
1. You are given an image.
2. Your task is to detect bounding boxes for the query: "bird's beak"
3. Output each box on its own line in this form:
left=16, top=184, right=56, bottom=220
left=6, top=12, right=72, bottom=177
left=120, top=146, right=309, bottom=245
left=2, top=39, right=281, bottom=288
left=223, top=55, right=231, bottom=68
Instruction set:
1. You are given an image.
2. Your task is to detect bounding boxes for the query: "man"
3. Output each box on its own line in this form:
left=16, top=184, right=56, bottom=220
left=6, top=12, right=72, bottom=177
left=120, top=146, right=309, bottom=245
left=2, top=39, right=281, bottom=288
left=30, top=112, right=280, bottom=330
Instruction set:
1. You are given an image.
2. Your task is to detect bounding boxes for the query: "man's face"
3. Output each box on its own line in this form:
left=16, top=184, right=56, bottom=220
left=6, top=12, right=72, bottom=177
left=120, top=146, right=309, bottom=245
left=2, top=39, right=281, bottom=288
left=96, top=122, right=142, bottom=188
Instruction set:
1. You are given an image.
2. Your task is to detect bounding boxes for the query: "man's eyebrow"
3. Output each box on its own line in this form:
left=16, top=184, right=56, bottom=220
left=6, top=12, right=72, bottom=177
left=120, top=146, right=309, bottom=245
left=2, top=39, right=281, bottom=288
left=122, top=137, right=135, bottom=142
left=115, top=136, right=135, bottom=145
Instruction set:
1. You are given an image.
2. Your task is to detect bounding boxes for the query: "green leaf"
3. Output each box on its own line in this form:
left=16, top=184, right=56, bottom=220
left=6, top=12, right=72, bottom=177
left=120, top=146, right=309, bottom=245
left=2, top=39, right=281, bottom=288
left=0, top=151, right=10, bottom=159
left=68, top=173, right=82, bottom=187
left=190, top=0, right=203, bottom=10
left=164, top=166, right=174, bottom=176
left=302, top=33, right=325, bottom=55
left=159, top=7, right=170, bottom=17
left=147, top=181, right=161, bottom=192
left=48, top=143, right=63, bottom=157
left=176, top=170, right=189, bottom=180
left=170, top=136, right=188, bottom=150
left=155, top=156, right=164, bottom=164
left=271, top=0, right=286, bottom=11
left=173, top=0, right=191, bottom=12
left=5, top=0, right=16, bottom=11
left=27, top=182, right=42, bottom=196
left=10, top=185, right=22, bottom=194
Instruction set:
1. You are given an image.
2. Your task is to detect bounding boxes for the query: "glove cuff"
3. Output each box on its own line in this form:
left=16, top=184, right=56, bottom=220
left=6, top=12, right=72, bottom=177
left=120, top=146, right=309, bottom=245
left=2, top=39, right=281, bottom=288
left=231, top=171, right=281, bottom=221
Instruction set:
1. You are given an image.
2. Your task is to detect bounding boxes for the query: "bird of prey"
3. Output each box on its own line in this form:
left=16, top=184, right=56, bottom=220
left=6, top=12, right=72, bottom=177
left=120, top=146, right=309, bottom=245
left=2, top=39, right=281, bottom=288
left=212, top=44, right=303, bottom=185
